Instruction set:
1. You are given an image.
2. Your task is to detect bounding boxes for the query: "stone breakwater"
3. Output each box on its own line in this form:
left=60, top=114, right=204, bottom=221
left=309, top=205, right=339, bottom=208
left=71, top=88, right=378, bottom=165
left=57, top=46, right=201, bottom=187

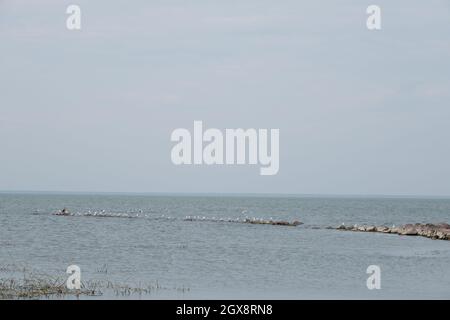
left=243, top=218, right=302, bottom=226
left=53, top=209, right=303, bottom=226
left=184, top=216, right=303, bottom=227
left=332, top=223, right=450, bottom=241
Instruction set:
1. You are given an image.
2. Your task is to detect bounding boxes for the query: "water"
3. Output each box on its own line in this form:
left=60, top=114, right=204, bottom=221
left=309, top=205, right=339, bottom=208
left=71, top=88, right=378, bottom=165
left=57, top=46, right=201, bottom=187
left=1, top=193, right=449, bottom=299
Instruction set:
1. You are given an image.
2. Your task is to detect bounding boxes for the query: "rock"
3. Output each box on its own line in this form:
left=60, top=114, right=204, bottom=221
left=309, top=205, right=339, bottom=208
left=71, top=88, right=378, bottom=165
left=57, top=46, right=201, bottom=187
left=390, top=227, right=399, bottom=234
left=436, top=222, right=450, bottom=229
left=375, top=226, right=390, bottom=233
left=399, top=226, right=418, bottom=236
left=436, top=231, right=447, bottom=240
left=330, top=222, right=449, bottom=241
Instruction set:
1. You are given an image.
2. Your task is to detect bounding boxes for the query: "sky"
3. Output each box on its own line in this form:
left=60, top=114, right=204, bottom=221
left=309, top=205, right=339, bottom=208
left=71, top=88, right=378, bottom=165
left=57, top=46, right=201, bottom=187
left=0, top=0, right=449, bottom=195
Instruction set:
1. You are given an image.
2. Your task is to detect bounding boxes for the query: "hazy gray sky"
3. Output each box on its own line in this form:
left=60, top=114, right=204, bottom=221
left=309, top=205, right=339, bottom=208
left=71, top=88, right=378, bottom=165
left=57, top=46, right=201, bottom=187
left=1, top=1, right=449, bottom=195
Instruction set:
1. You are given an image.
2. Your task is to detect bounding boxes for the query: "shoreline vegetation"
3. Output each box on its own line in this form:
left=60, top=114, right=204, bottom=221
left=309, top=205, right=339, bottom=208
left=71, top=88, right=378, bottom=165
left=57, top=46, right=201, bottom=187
left=0, top=265, right=190, bottom=300
left=0, top=276, right=99, bottom=300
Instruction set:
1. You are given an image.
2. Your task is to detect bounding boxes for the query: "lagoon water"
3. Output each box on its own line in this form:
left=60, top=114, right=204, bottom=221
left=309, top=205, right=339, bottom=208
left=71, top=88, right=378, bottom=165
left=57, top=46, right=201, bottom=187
left=0, top=193, right=449, bottom=299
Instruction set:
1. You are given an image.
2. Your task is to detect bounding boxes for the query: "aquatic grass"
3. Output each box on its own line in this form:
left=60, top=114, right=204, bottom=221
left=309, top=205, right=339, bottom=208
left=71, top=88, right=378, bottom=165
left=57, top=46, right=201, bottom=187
left=104, top=279, right=190, bottom=297
left=0, top=273, right=101, bottom=299
left=96, top=264, right=108, bottom=274
left=0, top=264, right=29, bottom=273
left=0, top=267, right=190, bottom=299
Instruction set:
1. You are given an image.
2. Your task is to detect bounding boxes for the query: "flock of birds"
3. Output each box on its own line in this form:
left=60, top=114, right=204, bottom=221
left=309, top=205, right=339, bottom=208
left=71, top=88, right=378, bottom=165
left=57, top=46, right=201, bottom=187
left=52, top=208, right=286, bottom=226
left=184, top=215, right=276, bottom=223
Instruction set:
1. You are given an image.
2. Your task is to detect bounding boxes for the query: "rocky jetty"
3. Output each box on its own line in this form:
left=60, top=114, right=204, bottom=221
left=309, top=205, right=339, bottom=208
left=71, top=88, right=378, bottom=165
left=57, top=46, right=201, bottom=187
left=184, top=216, right=302, bottom=227
left=243, top=218, right=302, bottom=226
left=334, top=223, right=450, bottom=241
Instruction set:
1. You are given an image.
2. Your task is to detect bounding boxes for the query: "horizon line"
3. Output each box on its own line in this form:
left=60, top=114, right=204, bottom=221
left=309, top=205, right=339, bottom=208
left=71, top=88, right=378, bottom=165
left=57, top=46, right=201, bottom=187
left=0, top=190, right=450, bottom=199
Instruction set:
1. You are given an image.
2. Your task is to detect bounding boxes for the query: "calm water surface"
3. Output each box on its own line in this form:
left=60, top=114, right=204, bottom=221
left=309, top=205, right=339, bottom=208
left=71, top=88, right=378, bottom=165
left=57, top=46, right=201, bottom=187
left=0, top=193, right=449, bottom=299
